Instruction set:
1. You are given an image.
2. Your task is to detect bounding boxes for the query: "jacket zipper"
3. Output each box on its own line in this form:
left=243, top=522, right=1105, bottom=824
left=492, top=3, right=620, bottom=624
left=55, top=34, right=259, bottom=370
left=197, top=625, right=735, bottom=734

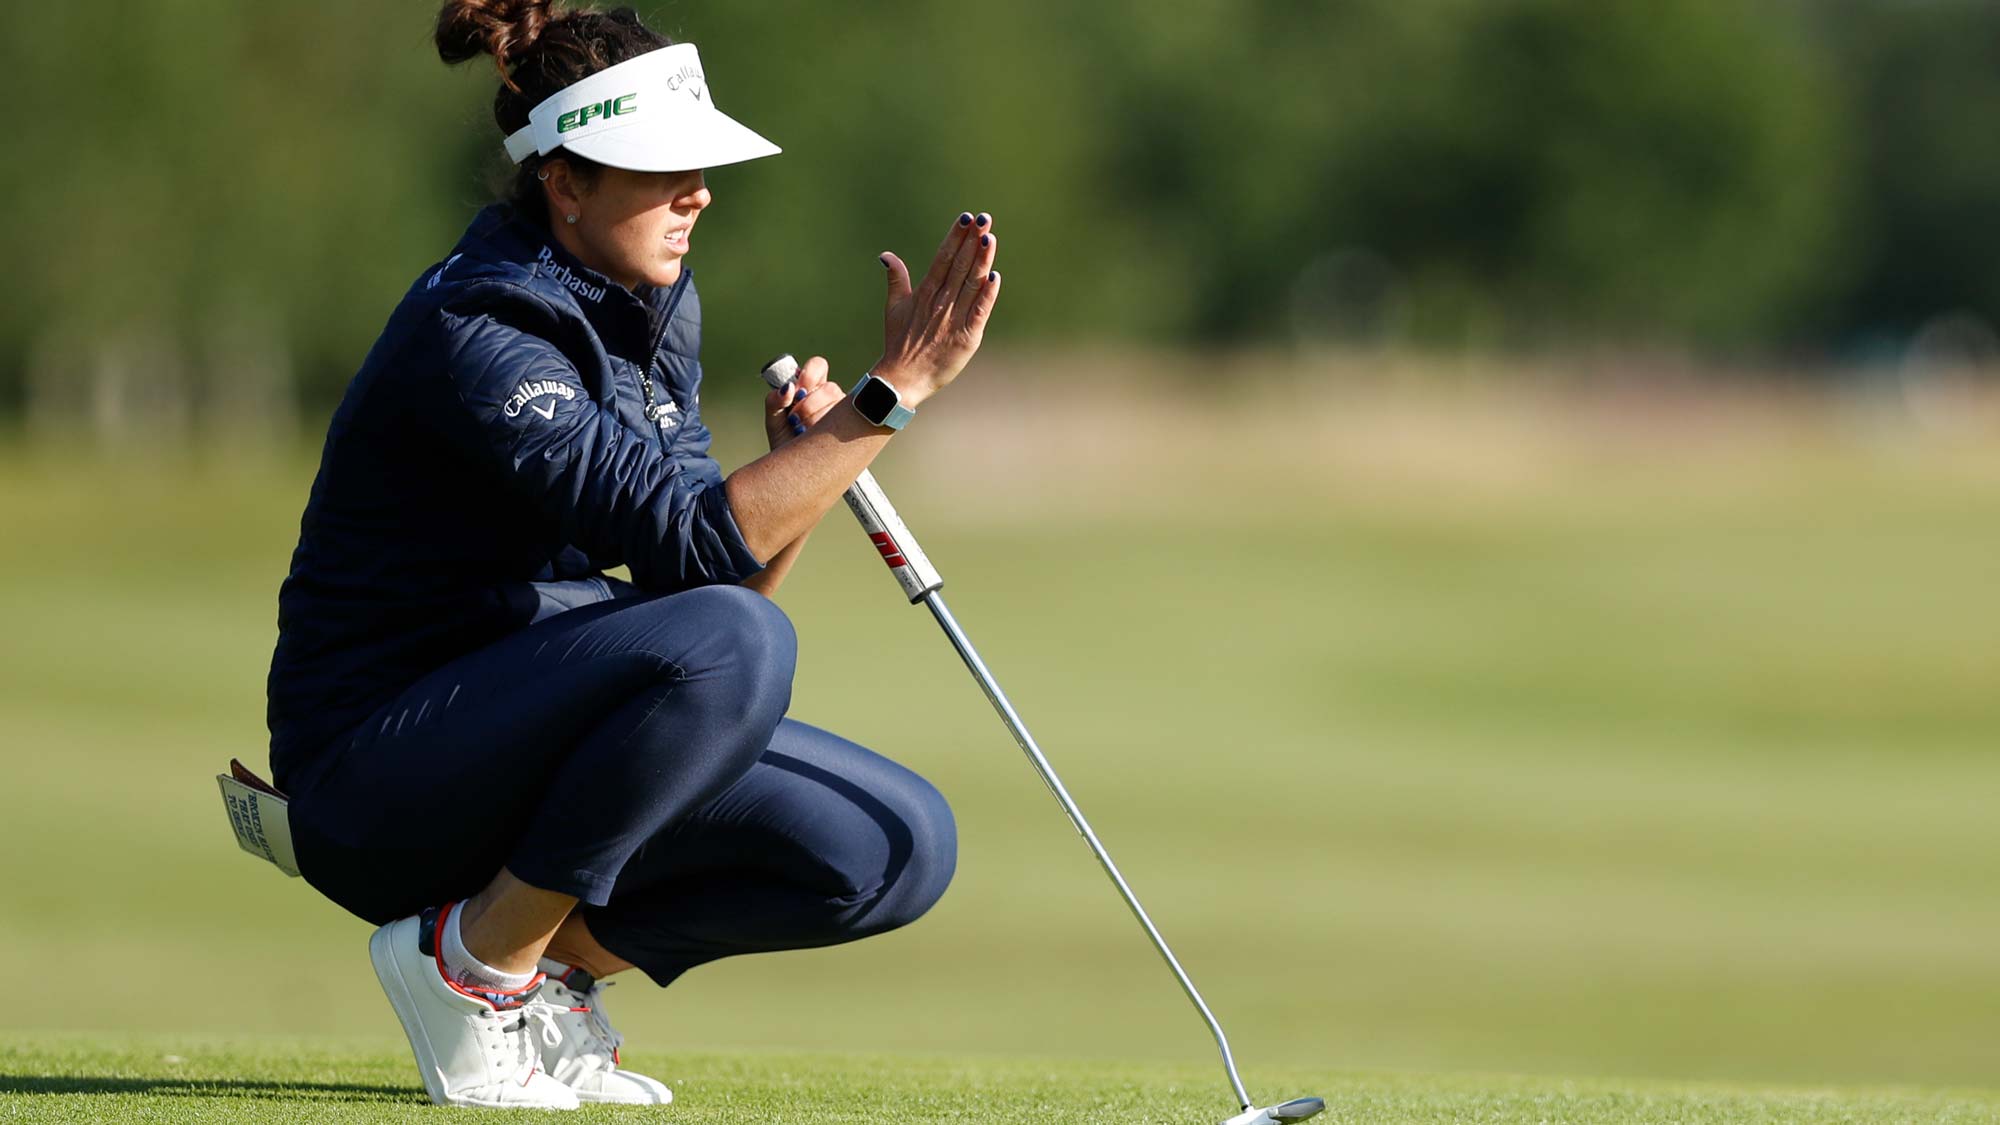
left=637, top=271, right=691, bottom=434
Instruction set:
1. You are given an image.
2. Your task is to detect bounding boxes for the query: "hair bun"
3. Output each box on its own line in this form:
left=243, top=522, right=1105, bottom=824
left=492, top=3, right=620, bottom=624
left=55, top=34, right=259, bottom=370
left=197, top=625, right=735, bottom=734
left=436, top=0, right=558, bottom=90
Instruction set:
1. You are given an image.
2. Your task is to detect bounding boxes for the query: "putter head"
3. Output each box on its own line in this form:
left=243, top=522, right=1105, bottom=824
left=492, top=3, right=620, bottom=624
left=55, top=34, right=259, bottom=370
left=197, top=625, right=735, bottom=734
left=1220, top=1097, right=1325, bottom=1125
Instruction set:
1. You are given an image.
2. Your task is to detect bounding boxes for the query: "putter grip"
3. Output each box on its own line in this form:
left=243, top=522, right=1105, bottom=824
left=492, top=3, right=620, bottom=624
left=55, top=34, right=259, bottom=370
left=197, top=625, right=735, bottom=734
left=759, top=354, right=944, bottom=603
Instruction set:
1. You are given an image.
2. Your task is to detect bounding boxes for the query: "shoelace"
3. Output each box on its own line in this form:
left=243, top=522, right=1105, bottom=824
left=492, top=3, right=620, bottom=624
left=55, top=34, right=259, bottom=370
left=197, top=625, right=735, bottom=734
left=540, top=980, right=625, bottom=1078
left=483, top=1002, right=560, bottom=1084
left=522, top=998, right=568, bottom=1051
left=578, top=981, right=625, bottom=1057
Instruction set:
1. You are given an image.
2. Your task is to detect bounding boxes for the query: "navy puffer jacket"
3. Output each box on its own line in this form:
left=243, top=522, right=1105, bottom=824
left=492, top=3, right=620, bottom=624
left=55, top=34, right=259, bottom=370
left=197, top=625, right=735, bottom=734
left=266, top=203, right=764, bottom=785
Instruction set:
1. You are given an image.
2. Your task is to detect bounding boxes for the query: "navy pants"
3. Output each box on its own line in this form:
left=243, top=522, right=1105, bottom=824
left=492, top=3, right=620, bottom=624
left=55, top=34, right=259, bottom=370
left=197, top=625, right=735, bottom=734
left=286, top=585, right=957, bottom=985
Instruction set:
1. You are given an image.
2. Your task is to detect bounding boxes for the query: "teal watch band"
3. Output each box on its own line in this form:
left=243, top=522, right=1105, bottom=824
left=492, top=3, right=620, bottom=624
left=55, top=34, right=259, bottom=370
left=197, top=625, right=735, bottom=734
left=852, top=372, right=916, bottom=431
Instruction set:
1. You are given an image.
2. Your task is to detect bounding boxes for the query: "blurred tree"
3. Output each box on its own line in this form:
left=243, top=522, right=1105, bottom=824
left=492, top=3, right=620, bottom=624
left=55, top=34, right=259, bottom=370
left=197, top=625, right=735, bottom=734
left=2, top=1, right=489, bottom=434
left=1809, top=0, right=2000, bottom=345
left=4, top=0, right=1999, bottom=430
left=1302, top=0, right=1847, bottom=350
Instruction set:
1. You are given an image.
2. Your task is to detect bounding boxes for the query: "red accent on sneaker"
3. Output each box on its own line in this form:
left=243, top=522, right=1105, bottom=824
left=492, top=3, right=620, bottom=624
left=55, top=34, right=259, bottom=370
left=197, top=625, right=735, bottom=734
left=430, top=901, right=548, bottom=1011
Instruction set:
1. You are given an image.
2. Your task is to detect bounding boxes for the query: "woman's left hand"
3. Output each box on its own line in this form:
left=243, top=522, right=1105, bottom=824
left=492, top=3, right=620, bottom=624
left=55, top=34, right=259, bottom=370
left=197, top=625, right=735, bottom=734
left=763, top=354, right=845, bottom=451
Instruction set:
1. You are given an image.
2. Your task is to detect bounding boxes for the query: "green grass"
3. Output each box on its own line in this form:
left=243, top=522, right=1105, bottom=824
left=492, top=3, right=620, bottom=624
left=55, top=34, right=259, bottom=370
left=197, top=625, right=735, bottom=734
left=2, top=1035, right=1994, bottom=1123
left=1, top=413, right=1997, bottom=1115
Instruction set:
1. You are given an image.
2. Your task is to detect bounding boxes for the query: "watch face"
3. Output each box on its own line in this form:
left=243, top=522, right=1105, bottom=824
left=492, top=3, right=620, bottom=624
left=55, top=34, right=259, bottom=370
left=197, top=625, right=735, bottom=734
left=854, top=375, right=900, bottom=425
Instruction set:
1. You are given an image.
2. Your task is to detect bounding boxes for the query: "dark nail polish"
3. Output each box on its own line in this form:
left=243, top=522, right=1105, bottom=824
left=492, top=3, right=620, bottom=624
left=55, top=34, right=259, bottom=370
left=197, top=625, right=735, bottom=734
left=980, top=233, right=991, bottom=247
left=878, top=253, right=892, bottom=266
left=792, top=388, right=807, bottom=402
left=989, top=270, right=999, bottom=282
left=788, top=413, right=800, bottom=425
left=958, top=213, right=973, bottom=226
left=975, top=213, right=990, bottom=228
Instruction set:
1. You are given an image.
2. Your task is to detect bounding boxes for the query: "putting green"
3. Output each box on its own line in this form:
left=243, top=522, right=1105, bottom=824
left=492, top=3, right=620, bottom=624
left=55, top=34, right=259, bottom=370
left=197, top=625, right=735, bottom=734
left=1, top=430, right=1996, bottom=1092
left=3, top=1035, right=1996, bottom=1124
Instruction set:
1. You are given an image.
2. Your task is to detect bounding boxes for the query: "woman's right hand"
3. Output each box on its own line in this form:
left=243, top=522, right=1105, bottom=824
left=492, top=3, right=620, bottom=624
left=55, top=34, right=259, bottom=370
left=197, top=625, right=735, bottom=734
left=873, top=211, right=1002, bottom=407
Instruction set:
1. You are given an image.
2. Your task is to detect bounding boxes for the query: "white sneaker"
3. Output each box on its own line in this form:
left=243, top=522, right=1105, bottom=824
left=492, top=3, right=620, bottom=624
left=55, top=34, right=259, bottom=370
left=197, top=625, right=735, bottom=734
left=368, top=905, right=580, bottom=1110
left=535, top=967, right=673, bottom=1105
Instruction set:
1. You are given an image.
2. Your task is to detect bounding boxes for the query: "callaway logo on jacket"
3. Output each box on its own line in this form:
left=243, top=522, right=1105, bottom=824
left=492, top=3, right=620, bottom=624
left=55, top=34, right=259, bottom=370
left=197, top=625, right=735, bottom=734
left=266, top=203, right=765, bottom=782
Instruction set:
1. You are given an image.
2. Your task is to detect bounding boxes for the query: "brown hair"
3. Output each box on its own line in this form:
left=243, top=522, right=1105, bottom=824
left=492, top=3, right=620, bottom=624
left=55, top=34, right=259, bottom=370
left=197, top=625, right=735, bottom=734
left=435, top=0, right=672, bottom=225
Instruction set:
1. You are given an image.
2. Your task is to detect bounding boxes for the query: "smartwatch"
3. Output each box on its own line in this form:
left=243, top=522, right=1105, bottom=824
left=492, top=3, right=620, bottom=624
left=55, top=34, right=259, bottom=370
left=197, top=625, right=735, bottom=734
left=851, top=372, right=916, bottom=431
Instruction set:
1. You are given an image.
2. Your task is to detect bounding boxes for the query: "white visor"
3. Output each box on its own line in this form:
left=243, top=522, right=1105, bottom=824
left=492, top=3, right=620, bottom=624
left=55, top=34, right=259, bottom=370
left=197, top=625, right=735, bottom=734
left=502, top=43, right=779, bottom=173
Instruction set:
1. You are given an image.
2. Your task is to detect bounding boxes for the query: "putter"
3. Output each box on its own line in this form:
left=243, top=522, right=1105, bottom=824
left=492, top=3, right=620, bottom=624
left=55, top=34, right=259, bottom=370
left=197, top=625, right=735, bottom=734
left=759, top=355, right=1324, bottom=1125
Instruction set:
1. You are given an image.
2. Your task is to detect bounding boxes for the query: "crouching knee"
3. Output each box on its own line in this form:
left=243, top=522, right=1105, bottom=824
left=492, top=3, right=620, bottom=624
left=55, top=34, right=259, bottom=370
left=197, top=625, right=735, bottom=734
left=675, top=584, right=798, bottom=729
left=873, top=778, right=958, bottom=932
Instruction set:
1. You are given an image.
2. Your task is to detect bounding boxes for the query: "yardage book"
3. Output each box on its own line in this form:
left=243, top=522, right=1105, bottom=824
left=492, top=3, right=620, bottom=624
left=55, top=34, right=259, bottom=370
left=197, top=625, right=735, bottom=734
left=216, top=758, right=300, bottom=877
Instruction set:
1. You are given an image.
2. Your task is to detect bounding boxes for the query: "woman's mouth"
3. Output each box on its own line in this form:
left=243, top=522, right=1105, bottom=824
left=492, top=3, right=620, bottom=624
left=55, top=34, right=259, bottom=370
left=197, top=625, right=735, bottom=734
left=665, top=228, right=691, bottom=252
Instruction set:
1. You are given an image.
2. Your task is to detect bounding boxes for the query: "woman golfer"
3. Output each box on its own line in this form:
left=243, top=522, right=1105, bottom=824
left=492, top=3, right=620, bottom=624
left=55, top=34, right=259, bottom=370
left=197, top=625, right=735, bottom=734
left=265, top=0, right=1000, bottom=1108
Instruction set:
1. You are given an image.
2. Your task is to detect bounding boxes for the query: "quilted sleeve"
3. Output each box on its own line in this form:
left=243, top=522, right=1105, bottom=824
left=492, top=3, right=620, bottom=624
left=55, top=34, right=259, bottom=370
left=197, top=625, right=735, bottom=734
left=435, top=283, right=766, bottom=589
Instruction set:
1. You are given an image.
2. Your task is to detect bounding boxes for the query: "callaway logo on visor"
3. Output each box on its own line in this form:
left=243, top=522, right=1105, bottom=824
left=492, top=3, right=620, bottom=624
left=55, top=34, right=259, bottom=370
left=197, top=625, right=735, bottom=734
left=501, top=43, right=779, bottom=173
left=504, top=380, right=577, bottom=421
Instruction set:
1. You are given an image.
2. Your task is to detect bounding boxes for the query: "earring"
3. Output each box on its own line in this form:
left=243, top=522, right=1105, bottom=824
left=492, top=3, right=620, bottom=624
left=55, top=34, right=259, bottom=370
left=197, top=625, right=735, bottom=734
left=565, top=214, right=578, bottom=225
left=536, top=168, right=550, bottom=182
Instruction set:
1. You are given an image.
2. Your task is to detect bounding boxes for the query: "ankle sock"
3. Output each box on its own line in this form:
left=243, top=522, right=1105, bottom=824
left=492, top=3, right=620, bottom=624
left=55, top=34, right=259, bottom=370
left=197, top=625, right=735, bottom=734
left=439, top=903, right=540, bottom=999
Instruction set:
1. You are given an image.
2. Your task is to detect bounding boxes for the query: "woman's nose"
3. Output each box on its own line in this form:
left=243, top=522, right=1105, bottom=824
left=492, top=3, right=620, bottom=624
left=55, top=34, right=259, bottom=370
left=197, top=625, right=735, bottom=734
left=679, top=175, right=711, bottom=211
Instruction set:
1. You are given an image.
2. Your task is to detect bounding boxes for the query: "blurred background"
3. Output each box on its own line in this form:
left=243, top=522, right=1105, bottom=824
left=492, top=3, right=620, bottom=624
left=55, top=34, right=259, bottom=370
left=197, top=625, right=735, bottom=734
left=1, top=0, right=1996, bottom=1094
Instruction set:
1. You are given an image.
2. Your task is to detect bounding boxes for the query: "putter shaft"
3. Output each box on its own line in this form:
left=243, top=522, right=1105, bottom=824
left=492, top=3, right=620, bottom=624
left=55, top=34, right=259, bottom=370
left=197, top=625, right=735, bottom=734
left=757, top=354, right=1255, bottom=1111
left=920, top=591, right=1254, bottom=1110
